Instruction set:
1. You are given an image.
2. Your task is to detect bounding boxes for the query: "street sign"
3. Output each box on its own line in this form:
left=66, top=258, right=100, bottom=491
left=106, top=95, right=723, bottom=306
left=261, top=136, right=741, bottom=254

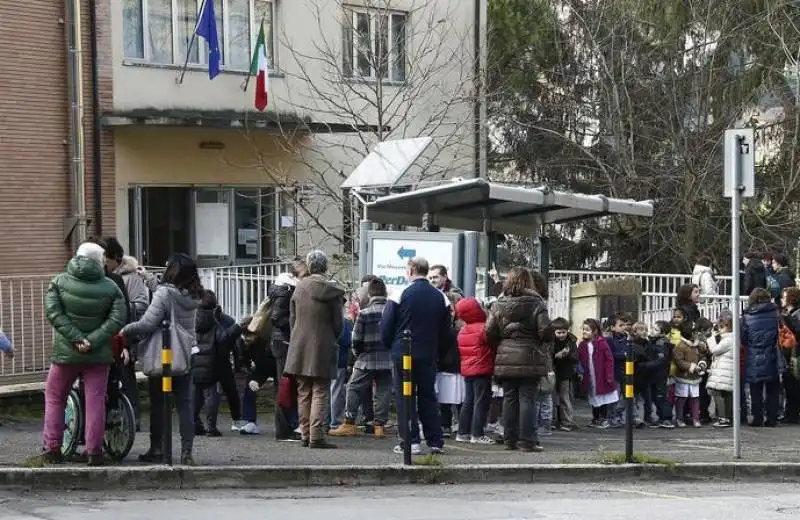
left=724, top=128, right=755, bottom=198
left=364, top=231, right=463, bottom=300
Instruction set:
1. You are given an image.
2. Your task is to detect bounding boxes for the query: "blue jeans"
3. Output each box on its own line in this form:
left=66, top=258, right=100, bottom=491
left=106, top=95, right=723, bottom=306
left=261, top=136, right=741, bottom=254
left=457, top=376, right=491, bottom=438
left=242, top=385, right=258, bottom=423
left=393, top=360, right=442, bottom=448
left=533, top=390, right=553, bottom=431
left=327, top=367, right=348, bottom=429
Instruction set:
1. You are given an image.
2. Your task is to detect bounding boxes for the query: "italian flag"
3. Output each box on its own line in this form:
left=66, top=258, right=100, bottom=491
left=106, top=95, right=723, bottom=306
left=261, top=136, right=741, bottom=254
left=250, top=23, right=269, bottom=111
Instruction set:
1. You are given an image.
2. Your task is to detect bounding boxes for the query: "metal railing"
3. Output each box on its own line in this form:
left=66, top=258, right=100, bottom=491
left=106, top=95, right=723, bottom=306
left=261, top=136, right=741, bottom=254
left=0, top=265, right=748, bottom=383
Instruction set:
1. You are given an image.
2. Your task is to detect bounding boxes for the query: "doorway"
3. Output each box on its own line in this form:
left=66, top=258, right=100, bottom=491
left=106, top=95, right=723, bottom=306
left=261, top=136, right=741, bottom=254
left=135, top=187, right=191, bottom=267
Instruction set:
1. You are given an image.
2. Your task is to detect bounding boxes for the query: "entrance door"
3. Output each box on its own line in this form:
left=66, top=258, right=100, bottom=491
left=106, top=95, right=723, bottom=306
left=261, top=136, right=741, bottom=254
left=140, top=187, right=191, bottom=267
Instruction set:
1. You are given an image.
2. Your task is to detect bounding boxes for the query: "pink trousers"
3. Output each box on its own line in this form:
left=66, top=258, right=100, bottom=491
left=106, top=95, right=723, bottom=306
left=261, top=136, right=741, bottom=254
left=43, top=363, right=109, bottom=455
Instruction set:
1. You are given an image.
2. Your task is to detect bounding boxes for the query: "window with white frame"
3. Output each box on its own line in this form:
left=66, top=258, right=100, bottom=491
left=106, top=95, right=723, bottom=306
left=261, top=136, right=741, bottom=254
left=123, top=0, right=275, bottom=72
left=342, top=6, right=407, bottom=83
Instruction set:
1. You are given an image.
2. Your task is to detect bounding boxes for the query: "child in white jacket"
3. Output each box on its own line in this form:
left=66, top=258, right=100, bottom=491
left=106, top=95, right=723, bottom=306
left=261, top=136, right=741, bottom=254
left=706, top=315, right=735, bottom=428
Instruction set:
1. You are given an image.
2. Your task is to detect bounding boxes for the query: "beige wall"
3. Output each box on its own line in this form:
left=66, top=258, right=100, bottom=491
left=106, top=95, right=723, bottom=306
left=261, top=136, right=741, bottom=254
left=113, top=126, right=308, bottom=251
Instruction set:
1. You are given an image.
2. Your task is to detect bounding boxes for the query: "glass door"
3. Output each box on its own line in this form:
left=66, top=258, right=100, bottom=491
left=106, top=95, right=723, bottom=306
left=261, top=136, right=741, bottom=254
left=234, top=189, right=260, bottom=264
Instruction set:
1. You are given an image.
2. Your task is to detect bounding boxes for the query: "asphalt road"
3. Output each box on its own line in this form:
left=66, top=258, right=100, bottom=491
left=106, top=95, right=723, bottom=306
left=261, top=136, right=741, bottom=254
left=2, top=484, right=800, bottom=519
left=4, top=401, right=800, bottom=466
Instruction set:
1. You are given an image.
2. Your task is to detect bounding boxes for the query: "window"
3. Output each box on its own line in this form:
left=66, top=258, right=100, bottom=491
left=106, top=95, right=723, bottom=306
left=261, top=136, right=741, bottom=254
left=123, top=0, right=274, bottom=72
left=343, top=7, right=407, bottom=82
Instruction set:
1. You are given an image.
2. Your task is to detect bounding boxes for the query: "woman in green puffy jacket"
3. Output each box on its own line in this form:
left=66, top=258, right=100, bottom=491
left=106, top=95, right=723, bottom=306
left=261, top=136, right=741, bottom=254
left=38, top=242, right=127, bottom=466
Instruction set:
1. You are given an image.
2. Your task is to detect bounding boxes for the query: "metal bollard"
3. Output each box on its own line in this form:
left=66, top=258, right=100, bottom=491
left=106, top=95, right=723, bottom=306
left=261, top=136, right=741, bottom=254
left=401, top=329, right=413, bottom=466
left=624, top=343, right=634, bottom=463
left=161, top=319, right=172, bottom=466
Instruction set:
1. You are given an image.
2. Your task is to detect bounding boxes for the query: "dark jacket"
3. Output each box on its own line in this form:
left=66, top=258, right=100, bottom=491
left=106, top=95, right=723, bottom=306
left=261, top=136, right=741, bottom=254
left=607, top=333, right=629, bottom=383
left=193, top=307, right=243, bottom=385
left=677, top=303, right=701, bottom=324
left=239, top=335, right=276, bottom=385
left=486, top=290, right=552, bottom=379
left=550, top=333, right=578, bottom=383
left=742, top=301, right=781, bottom=383
left=269, top=283, right=294, bottom=341
left=743, top=259, right=768, bottom=296
left=285, top=274, right=345, bottom=379
left=337, top=318, right=353, bottom=369
left=629, top=336, right=652, bottom=390
left=381, top=278, right=452, bottom=363
left=45, top=256, right=127, bottom=366
left=774, top=266, right=795, bottom=307
left=642, top=336, right=672, bottom=381
left=437, top=319, right=461, bottom=374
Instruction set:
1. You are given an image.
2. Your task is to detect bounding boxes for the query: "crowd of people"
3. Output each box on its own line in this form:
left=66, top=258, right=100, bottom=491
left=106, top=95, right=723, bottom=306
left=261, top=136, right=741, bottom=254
left=23, top=240, right=800, bottom=466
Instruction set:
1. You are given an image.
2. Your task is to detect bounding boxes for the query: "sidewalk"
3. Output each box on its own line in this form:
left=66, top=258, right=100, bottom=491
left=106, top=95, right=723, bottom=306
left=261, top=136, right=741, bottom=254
left=2, top=407, right=799, bottom=467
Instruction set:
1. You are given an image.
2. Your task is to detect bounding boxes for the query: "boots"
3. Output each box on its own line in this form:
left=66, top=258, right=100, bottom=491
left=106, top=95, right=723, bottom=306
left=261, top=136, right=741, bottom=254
left=329, top=420, right=358, bottom=437
left=373, top=425, right=386, bottom=438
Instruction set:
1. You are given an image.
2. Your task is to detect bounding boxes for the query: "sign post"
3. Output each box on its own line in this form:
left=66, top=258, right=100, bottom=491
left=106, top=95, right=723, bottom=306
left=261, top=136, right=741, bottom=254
left=724, top=128, right=755, bottom=459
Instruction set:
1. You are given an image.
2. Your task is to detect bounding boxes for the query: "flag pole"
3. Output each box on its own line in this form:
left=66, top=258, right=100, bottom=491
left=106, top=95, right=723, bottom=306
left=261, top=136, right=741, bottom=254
left=241, top=12, right=267, bottom=91
left=176, top=0, right=208, bottom=85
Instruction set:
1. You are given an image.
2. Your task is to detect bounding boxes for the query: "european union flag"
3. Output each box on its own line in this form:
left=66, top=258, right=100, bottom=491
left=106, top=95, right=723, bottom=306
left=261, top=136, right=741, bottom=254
left=195, top=0, right=220, bottom=79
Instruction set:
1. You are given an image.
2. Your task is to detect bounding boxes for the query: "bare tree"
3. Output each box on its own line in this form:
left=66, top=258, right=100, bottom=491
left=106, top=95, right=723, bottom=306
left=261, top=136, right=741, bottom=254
left=236, top=0, right=476, bottom=278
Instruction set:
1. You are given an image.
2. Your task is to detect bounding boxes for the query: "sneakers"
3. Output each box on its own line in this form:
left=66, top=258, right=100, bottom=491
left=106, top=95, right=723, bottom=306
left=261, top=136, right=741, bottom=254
left=470, top=435, right=494, bottom=445
left=373, top=425, right=386, bottom=439
left=276, top=431, right=303, bottom=442
left=239, top=422, right=260, bottom=435
left=455, top=434, right=471, bottom=443
left=393, top=443, right=423, bottom=455
left=660, top=420, right=676, bottom=429
left=559, top=425, right=576, bottom=432
left=231, top=420, right=248, bottom=432
left=693, top=420, right=702, bottom=428
left=537, top=427, right=553, bottom=437
left=520, top=443, right=544, bottom=453
left=442, top=427, right=452, bottom=439
left=329, top=422, right=359, bottom=437
left=486, top=422, right=503, bottom=436
left=713, top=418, right=732, bottom=428
left=676, top=420, right=687, bottom=428
left=430, top=446, right=444, bottom=455
left=596, top=420, right=610, bottom=429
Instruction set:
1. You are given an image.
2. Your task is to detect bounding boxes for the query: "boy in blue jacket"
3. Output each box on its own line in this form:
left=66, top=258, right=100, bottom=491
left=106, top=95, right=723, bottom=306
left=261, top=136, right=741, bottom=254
left=607, top=313, right=632, bottom=427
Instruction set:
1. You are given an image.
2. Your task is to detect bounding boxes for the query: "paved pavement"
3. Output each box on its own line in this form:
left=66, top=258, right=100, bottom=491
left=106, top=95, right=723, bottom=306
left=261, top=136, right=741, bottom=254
left=2, top=401, right=800, bottom=467
left=4, top=483, right=800, bottom=519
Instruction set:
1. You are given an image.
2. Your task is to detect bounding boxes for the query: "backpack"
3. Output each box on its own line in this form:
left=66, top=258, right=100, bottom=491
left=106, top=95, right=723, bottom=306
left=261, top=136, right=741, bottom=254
left=767, top=275, right=781, bottom=299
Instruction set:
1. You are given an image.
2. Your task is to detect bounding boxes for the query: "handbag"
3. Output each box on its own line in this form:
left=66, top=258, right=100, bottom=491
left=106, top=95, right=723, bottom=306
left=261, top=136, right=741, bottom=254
left=141, top=300, right=194, bottom=377
left=277, top=376, right=297, bottom=409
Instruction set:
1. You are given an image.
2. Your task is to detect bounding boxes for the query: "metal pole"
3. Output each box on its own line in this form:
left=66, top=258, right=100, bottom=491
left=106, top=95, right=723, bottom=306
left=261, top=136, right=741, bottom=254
left=624, top=343, right=634, bottom=463
left=402, top=330, right=413, bottom=465
left=731, top=138, right=743, bottom=459
left=66, top=0, right=88, bottom=246
left=478, top=0, right=488, bottom=179
left=161, top=319, right=173, bottom=465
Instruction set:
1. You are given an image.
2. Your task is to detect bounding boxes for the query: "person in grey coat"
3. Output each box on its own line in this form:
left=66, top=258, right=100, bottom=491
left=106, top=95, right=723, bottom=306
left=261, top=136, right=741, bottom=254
left=121, top=253, right=202, bottom=465
left=284, top=250, right=345, bottom=449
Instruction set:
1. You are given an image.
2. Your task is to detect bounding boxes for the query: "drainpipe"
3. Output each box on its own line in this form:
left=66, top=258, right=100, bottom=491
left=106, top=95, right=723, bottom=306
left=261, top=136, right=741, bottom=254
left=89, top=0, right=102, bottom=237
left=65, top=0, right=88, bottom=247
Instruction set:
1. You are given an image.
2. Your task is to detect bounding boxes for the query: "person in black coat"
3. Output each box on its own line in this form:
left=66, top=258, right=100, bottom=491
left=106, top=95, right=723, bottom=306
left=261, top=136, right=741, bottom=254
left=743, top=252, right=768, bottom=296
left=192, top=290, right=245, bottom=436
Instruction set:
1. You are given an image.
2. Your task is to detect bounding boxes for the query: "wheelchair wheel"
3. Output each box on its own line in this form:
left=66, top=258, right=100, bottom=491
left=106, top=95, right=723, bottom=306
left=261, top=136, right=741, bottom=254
left=61, top=390, right=83, bottom=458
left=103, top=392, right=136, bottom=461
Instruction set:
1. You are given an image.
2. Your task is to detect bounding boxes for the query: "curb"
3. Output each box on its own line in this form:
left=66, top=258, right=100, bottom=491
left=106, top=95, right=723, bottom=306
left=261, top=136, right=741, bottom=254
left=6, top=462, right=800, bottom=491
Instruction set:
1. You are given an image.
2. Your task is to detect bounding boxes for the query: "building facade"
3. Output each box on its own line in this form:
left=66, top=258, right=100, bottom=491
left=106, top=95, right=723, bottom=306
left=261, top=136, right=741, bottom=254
left=2, top=0, right=475, bottom=276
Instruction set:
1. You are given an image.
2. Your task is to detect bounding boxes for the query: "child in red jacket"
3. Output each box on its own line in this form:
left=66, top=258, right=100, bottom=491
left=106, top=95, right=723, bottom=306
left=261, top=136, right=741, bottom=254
left=454, top=298, right=495, bottom=444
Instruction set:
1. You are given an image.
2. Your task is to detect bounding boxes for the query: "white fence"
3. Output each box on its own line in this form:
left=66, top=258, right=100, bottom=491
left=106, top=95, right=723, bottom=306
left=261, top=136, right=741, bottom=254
left=0, top=265, right=743, bottom=381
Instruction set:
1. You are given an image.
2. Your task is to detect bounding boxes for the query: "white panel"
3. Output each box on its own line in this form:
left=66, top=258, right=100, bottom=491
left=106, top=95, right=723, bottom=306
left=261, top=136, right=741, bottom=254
left=341, top=137, right=433, bottom=189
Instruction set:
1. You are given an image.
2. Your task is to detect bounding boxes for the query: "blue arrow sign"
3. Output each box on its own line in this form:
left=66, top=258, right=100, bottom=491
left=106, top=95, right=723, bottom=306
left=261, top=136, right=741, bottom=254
left=397, top=246, right=416, bottom=260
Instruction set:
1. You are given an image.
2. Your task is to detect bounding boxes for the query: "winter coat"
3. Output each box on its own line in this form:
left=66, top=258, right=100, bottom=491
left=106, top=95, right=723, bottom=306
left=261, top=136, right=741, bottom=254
left=380, top=278, right=452, bottom=363
left=640, top=336, right=672, bottom=381
left=268, top=274, right=295, bottom=341
left=774, top=266, right=795, bottom=307
left=691, top=264, right=718, bottom=296
left=706, top=332, right=735, bottom=392
left=577, top=336, right=616, bottom=396
left=122, top=284, right=200, bottom=347
left=455, top=298, right=493, bottom=378
left=437, top=318, right=461, bottom=374
left=607, top=333, right=629, bottom=383
left=629, top=336, right=652, bottom=390
left=45, top=256, right=127, bottom=366
left=486, top=290, right=552, bottom=380
left=351, top=296, right=391, bottom=371
left=285, top=274, right=345, bottom=379
left=672, top=338, right=704, bottom=384
left=550, top=334, right=578, bottom=383
left=677, top=303, right=701, bottom=324
left=742, top=301, right=781, bottom=384
left=113, top=255, right=151, bottom=321
left=192, top=307, right=243, bottom=386
left=239, top=335, right=276, bottom=385
left=743, top=260, right=768, bottom=296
